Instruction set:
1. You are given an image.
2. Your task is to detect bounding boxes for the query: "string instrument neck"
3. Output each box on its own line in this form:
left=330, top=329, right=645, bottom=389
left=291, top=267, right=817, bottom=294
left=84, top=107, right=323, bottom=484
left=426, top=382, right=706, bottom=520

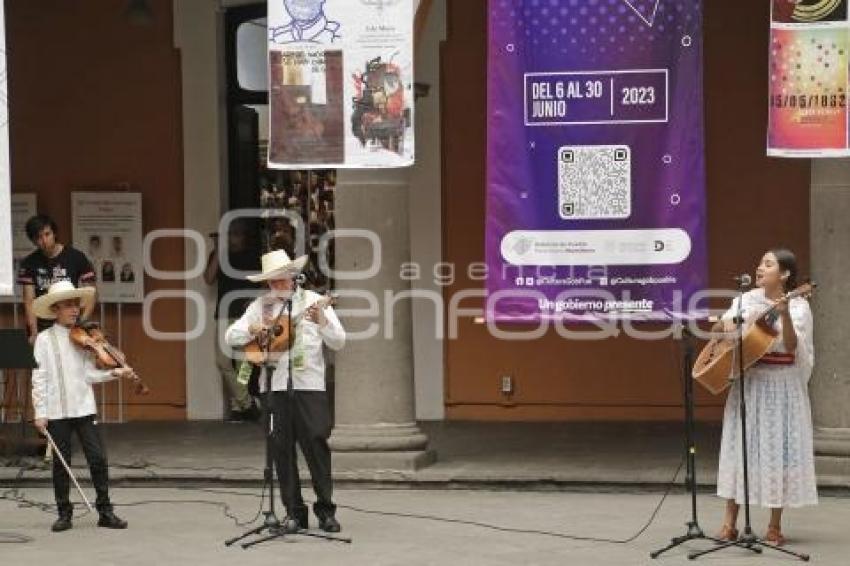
left=754, top=282, right=815, bottom=327
left=69, top=323, right=148, bottom=395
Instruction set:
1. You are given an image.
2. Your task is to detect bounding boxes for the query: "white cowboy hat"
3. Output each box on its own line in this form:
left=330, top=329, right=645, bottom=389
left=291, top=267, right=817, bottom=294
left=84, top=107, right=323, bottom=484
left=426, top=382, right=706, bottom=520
left=32, top=280, right=96, bottom=320
left=246, top=249, right=308, bottom=282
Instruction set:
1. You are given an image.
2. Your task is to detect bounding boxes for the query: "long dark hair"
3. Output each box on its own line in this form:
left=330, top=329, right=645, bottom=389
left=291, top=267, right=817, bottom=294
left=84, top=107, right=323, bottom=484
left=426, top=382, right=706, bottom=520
left=769, top=247, right=798, bottom=292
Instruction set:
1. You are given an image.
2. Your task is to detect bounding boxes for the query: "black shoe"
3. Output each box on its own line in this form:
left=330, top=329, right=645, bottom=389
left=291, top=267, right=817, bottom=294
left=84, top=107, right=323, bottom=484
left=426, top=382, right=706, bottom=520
left=278, top=516, right=299, bottom=534
left=318, top=515, right=341, bottom=533
left=293, top=507, right=309, bottom=530
left=228, top=406, right=260, bottom=423
left=97, top=511, right=128, bottom=529
left=51, top=515, right=72, bottom=532
left=226, top=410, right=246, bottom=423
left=244, top=404, right=261, bottom=422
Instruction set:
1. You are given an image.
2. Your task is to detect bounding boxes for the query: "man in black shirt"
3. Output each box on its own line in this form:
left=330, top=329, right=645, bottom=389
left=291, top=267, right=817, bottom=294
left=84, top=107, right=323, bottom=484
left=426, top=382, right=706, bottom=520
left=204, top=219, right=261, bottom=421
left=17, top=215, right=98, bottom=342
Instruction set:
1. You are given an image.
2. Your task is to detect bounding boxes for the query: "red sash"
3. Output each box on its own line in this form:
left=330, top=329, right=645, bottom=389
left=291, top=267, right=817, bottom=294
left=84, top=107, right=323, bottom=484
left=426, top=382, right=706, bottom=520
left=757, top=352, right=796, bottom=366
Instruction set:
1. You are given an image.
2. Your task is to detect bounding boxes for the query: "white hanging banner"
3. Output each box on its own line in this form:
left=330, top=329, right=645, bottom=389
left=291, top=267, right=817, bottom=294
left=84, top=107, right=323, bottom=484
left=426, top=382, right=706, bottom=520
left=0, top=2, right=11, bottom=296
left=0, top=193, right=38, bottom=302
left=267, top=0, right=415, bottom=169
left=11, top=193, right=37, bottom=261
left=71, top=192, right=145, bottom=303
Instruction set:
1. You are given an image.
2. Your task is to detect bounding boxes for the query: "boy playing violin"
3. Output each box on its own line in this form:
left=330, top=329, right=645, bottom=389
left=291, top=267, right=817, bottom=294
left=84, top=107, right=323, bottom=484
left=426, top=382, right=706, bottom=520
left=31, top=281, right=136, bottom=532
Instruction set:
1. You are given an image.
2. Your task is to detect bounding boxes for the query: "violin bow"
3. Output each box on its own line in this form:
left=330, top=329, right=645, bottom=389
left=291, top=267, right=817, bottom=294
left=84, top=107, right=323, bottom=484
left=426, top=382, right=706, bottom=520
left=43, top=430, right=94, bottom=513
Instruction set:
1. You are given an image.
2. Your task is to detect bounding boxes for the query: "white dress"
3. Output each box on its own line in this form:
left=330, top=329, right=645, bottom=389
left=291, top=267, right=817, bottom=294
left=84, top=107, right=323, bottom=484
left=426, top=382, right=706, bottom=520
left=716, top=288, right=818, bottom=508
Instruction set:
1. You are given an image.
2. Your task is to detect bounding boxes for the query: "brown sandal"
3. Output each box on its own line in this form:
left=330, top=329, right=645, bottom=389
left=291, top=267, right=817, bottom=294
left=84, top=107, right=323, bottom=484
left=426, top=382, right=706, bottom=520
left=715, top=524, right=739, bottom=542
left=765, top=526, right=786, bottom=546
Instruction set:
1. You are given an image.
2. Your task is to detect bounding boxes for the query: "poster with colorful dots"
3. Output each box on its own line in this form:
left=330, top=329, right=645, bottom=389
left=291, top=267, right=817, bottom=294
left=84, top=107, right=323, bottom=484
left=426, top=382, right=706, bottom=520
left=485, top=0, right=707, bottom=322
left=768, top=1, right=850, bottom=157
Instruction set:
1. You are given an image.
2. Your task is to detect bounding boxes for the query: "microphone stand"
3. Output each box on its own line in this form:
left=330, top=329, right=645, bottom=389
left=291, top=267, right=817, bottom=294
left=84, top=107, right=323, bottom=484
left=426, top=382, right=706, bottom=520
left=225, top=323, right=296, bottom=548
left=689, top=279, right=809, bottom=561
left=650, top=323, right=725, bottom=558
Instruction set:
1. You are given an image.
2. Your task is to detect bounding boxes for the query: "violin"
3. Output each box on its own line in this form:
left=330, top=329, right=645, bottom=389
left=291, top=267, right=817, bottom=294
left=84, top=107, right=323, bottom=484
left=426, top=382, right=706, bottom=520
left=69, top=322, right=150, bottom=395
left=244, top=294, right=337, bottom=366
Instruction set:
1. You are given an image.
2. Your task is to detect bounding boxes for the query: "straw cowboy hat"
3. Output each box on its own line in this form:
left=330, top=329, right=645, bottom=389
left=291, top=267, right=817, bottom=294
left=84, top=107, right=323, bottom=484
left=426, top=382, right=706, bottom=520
left=32, top=280, right=96, bottom=320
left=246, top=249, right=308, bottom=282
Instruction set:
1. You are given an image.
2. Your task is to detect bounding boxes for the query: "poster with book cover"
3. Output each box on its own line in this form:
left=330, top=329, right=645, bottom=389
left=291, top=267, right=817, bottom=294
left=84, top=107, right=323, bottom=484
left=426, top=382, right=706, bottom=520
left=267, top=0, right=415, bottom=169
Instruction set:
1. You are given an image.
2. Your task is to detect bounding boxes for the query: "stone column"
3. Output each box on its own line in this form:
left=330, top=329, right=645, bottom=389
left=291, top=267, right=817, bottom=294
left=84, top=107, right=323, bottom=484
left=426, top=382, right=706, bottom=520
left=329, top=171, right=435, bottom=471
left=810, top=160, right=850, bottom=482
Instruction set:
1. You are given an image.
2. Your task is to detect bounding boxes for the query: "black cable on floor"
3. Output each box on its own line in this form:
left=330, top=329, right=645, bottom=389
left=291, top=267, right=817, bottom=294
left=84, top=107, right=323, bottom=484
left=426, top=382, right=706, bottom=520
left=2, top=456, right=684, bottom=545
left=179, top=457, right=685, bottom=545
left=0, top=464, right=91, bottom=519
left=0, top=465, right=50, bottom=543
left=111, top=490, right=265, bottom=529
left=0, top=463, right=266, bottom=529
left=0, top=532, right=33, bottom=544
left=109, top=459, right=263, bottom=473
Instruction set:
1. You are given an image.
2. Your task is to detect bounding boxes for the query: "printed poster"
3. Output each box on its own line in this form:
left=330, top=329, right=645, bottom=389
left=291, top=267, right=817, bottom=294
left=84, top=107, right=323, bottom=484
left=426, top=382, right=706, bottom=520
left=71, top=192, right=144, bottom=303
left=768, top=0, right=850, bottom=157
left=0, top=193, right=37, bottom=302
left=267, top=0, right=415, bottom=169
left=487, top=0, right=707, bottom=321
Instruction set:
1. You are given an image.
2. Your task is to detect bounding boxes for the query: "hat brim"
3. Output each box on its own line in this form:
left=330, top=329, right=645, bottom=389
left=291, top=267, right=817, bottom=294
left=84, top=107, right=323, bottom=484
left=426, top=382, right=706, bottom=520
left=32, top=287, right=96, bottom=320
left=246, top=255, right=308, bottom=282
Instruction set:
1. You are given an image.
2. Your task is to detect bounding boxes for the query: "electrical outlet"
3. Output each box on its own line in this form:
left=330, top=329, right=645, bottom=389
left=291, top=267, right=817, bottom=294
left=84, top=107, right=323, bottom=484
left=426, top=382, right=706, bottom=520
left=500, top=375, right=514, bottom=395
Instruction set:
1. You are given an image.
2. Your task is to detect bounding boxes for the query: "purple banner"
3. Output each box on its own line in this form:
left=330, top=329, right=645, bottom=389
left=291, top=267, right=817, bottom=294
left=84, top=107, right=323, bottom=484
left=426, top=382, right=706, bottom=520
left=486, top=0, right=707, bottom=321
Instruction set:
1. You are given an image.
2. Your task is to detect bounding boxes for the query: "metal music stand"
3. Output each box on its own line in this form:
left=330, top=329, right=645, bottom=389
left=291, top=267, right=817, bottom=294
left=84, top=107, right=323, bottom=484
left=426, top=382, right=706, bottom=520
left=0, top=329, right=39, bottom=458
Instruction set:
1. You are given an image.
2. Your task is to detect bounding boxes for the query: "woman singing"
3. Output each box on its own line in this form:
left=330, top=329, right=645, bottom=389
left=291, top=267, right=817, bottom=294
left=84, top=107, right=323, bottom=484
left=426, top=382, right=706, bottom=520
left=714, top=248, right=817, bottom=546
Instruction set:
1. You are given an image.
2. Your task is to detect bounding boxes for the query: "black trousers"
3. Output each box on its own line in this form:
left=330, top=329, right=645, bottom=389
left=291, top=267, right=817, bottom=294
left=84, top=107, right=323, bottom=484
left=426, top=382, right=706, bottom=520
left=269, top=390, right=336, bottom=520
left=46, top=415, right=112, bottom=516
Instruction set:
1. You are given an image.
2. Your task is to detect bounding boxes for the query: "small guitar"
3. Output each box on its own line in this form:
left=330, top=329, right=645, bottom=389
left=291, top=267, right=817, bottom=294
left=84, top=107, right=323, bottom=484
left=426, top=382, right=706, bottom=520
left=244, top=293, right=337, bottom=366
left=692, top=282, right=815, bottom=395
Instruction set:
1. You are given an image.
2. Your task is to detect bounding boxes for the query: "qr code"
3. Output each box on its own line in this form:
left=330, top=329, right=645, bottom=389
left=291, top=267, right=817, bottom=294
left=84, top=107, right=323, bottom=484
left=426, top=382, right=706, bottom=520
left=558, top=145, right=631, bottom=220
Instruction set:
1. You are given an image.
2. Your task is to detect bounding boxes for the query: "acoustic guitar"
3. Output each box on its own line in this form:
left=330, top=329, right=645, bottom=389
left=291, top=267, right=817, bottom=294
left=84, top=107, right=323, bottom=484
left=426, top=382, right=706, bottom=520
left=692, top=282, right=815, bottom=395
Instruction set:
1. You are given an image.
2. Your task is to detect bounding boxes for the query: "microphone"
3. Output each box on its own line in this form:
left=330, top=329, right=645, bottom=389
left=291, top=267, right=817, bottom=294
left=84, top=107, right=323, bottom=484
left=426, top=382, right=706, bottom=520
left=294, top=273, right=307, bottom=286
left=733, top=273, right=752, bottom=287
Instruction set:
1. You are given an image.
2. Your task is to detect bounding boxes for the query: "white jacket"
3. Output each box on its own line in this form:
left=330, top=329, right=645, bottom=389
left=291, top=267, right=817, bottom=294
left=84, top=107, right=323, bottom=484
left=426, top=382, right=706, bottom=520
left=32, top=324, right=117, bottom=420
left=225, top=289, right=345, bottom=392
